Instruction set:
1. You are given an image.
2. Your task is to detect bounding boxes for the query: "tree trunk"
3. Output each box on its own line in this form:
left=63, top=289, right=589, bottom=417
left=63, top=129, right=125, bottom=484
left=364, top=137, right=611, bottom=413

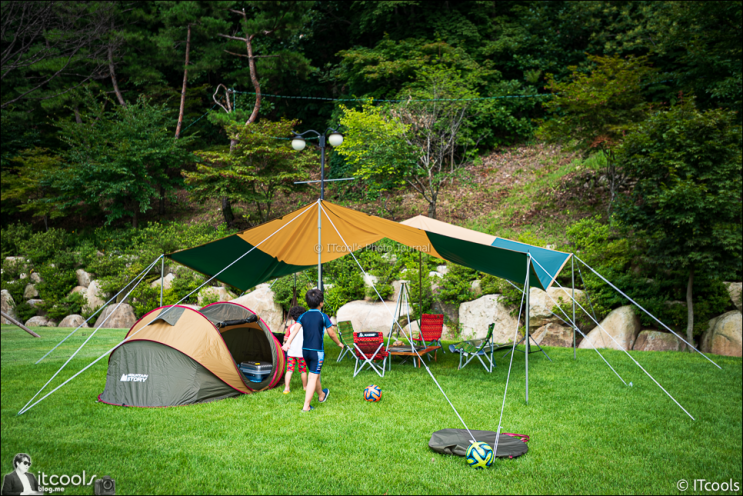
left=132, top=208, right=138, bottom=229
left=175, top=24, right=191, bottom=138
left=686, top=266, right=694, bottom=352
left=222, top=197, right=234, bottom=225
left=427, top=200, right=437, bottom=219
left=73, top=105, right=82, bottom=124
left=159, top=185, right=165, bottom=219
left=108, top=46, right=126, bottom=107
left=245, top=35, right=261, bottom=125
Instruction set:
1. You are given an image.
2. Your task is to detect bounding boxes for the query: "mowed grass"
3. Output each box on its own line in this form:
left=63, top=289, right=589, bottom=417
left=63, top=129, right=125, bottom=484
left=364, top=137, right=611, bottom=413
left=1, top=325, right=741, bottom=495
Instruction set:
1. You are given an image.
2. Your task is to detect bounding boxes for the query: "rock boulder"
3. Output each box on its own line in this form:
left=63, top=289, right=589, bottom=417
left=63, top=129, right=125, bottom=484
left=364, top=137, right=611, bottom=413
left=532, top=323, right=574, bottom=347
left=24, top=283, right=38, bottom=299
left=94, top=303, right=137, bottom=329
left=529, top=287, right=585, bottom=328
left=578, top=305, right=641, bottom=350
left=150, top=273, right=176, bottom=291
left=230, top=284, right=283, bottom=333
left=701, top=310, right=742, bottom=357
left=30, top=272, right=42, bottom=283
left=76, top=269, right=92, bottom=288
left=25, top=316, right=56, bottom=327
left=58, top=314, right=89, bottom=329
left=723, top=282, right=742, bottom=312
left=459, top=294, right=521, bottom=343
left=336, top=300, right=398, bottom=335
left=1, top=289, right=17, bottom=324
left=84, top=280, right=107, bottom=313
left=197, top=286, right=235, bottom=306
left=633, top=330, right=685, bottom=352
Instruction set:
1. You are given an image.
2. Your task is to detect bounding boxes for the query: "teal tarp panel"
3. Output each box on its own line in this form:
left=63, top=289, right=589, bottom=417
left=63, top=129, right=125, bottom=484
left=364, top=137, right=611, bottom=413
left=491, top=238, right=571, bottom=289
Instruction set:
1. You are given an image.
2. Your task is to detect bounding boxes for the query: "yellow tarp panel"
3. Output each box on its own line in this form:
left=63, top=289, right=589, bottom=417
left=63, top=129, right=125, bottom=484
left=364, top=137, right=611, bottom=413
left=124, top=306, right=250, bottom=394
left=237, top=200, right=443, bottom=265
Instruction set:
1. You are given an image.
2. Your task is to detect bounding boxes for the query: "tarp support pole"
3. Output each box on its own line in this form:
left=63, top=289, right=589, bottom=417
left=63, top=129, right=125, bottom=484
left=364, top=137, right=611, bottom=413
left=525, top=253, right=531, bottom=405
left=160, top=255, right=164, bottom=307
left=317, top=200, right=322, bottom=291
left=572, top=255, right=576, bottom=360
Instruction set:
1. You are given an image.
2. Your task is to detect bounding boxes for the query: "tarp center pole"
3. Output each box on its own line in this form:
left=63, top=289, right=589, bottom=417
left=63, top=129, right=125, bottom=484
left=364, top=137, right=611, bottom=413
left=317, top=200, right=322, bottom=291
left=525, top=253, right=531, bottom=405
left=160, top=255, right=164, bottom=307
left=572, top=255, right=576, bottom=360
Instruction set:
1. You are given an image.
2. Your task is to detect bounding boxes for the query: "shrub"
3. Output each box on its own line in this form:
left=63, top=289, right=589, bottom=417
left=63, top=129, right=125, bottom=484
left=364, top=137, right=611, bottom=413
left=17, top=228, right=68, bottom=265
left=0, top=223, right=33, bottom=258
left=14, top=301, right=37, bottom=322
left=45, top=292, right=86, bottom=321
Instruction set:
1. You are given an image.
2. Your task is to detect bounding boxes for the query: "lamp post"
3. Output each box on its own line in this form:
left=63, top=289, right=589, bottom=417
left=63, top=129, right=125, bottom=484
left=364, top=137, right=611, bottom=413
left=291, top=128, right=344, bottom=291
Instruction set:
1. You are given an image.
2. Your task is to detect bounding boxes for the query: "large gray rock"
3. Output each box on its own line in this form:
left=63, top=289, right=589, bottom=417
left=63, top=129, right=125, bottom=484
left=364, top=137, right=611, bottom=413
left=150, top=273, right=176, bottom=290
left=579, top=306, right=641, bottom=350
left=94, top=303, right=137, bottom=329
left=30, top=272, right=42, bottom=283
left=84, top=280, right=107, bottom=313
left=459, top=294, right=521, bottom=343
left=69, top=286, right=88, bottom=297
left=1, top=289, right=17, bottom=324
left=76, top=269, right=92, bottom=288
left=27, top=299, right=45, bottom=315
left=470, top=280, right=482, bottom=297
left=25, top=316, right=56, bottom=327
left=633, top=330, right=685, bottom=352
left=336, top=300, right=399, bottom=335
left=390, top=280, right=410, bottom=304
left=24, top=283, right=39, bottom=299
left=58, top=314, right=89, bottom=329
left=230, top=283, right=283, bottom=332
left=197, top=286, right=235, bottom=306
left=723, top=282, right=742, bottom=311
left=432, top=300, right=458, bottom=326
left=529, top=287, right=586, bottom=328
left=701, top=311, right=742, bottom=357
left=532, top=322, right=574, bottom=347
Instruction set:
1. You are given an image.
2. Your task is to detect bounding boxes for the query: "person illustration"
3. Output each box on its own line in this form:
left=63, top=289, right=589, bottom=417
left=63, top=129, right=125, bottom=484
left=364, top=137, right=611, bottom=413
left=1, top=453, right=40, bottom=495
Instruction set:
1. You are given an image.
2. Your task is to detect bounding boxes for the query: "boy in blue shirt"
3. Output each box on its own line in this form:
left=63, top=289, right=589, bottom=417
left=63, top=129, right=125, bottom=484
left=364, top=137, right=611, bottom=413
left=282, top=289, right=343, bottom=411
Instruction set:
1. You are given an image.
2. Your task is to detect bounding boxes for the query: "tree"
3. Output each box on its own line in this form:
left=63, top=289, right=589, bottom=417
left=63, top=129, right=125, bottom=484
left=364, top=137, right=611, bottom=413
left=538, top=54, right=657, bottom=208
left=184, top=119, right=314, bottom=225
left=1, top=148, right=63, bottom=230
left=50, top=96, right=195, bottom=227
left=1, top=1, right=117, bottom=109
left=613, top=101, right=742, bottom=350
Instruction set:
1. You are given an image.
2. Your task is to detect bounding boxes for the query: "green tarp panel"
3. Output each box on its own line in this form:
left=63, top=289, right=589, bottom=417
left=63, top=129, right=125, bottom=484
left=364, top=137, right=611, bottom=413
left=429, top=429, right=529, bottom=458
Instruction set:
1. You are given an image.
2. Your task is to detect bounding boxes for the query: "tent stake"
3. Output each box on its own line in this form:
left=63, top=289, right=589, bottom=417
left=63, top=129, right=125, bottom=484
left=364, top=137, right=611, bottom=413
left=525, top=254, right=531, bottom=406
left=572, top=255, right=576, bottom=360
left=160, top=255, right=164, bottom=307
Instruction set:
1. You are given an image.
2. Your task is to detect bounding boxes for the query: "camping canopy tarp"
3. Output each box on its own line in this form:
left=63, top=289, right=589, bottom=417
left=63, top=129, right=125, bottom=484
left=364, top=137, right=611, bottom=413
left=167, top=200, right=570, bottom=291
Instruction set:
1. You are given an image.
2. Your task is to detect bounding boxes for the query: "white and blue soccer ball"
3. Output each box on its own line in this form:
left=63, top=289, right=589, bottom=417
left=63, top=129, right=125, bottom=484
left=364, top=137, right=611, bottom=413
left=466, top=442, right=494, bottom=469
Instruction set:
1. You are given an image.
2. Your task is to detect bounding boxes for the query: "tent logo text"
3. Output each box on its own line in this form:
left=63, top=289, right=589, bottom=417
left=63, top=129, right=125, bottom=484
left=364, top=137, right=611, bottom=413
left=120, top=373, right=148, bottom=382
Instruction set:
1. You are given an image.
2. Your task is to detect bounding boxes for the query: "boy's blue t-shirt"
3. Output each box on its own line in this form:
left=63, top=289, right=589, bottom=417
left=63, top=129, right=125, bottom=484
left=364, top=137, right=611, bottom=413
left=297, top=309, right=333, bottom=351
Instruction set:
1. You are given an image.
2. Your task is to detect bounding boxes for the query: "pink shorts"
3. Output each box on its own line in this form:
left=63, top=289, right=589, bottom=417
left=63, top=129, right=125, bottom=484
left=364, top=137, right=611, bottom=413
left=287, top=357, right=307, bottom=373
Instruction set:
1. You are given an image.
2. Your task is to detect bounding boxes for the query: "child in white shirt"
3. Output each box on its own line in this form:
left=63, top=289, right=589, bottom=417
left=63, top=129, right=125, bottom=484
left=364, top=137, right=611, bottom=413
left=283, top=305, right=308, bottom=394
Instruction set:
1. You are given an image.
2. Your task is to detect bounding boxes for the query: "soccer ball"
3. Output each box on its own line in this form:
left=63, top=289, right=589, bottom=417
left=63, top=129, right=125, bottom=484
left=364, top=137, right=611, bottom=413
left=466, top=442, right=494, bottom=469
left=363, top=384, right=382, bottom=402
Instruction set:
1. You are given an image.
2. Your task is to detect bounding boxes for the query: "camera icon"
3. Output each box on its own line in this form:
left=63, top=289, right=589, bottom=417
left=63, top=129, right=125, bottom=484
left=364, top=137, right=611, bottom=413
left=94, top=476, right=116, bottom=495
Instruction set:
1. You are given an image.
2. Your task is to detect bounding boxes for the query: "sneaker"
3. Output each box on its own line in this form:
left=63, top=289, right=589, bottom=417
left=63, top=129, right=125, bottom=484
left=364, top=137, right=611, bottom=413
left=319, top=388, right=330, bottom=403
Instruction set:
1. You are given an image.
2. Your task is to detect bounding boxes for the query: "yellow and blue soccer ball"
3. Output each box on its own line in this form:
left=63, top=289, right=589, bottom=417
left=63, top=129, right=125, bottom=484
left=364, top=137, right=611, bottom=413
left=363, top=384, right=382, bottom=402
left=466, top=442, right=494, bottom=469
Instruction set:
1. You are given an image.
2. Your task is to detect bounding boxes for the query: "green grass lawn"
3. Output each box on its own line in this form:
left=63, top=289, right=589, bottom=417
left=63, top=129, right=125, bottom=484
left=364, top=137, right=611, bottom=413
left=2, top=325, right=741, bottom=495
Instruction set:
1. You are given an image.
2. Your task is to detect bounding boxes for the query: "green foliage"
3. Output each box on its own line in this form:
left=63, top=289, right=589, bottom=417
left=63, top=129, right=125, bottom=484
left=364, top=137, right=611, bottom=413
left=17, top=228, right=68, bottom=265
left=538, top=54, right=656, bottom=155
left=51, top=96, right=196, bottom=226
left=186, top=119, right=315, bottom=224
left=13, top=301, right=37, bottom=323
left=45, top=292, right=86, bottom=322
left=0, top=223, right=33, bottom=258
left=1, top=148, right=64, bottom=223
left=438, top=263, right=477, bottom=305
left=36, top=257, right=78, bottom=307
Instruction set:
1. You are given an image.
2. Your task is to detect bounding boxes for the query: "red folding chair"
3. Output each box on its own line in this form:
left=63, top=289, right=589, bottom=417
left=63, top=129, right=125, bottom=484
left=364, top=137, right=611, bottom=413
left=413, top=314, right=444, bottom=361
left=353, top=332, right=388, bottom=377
